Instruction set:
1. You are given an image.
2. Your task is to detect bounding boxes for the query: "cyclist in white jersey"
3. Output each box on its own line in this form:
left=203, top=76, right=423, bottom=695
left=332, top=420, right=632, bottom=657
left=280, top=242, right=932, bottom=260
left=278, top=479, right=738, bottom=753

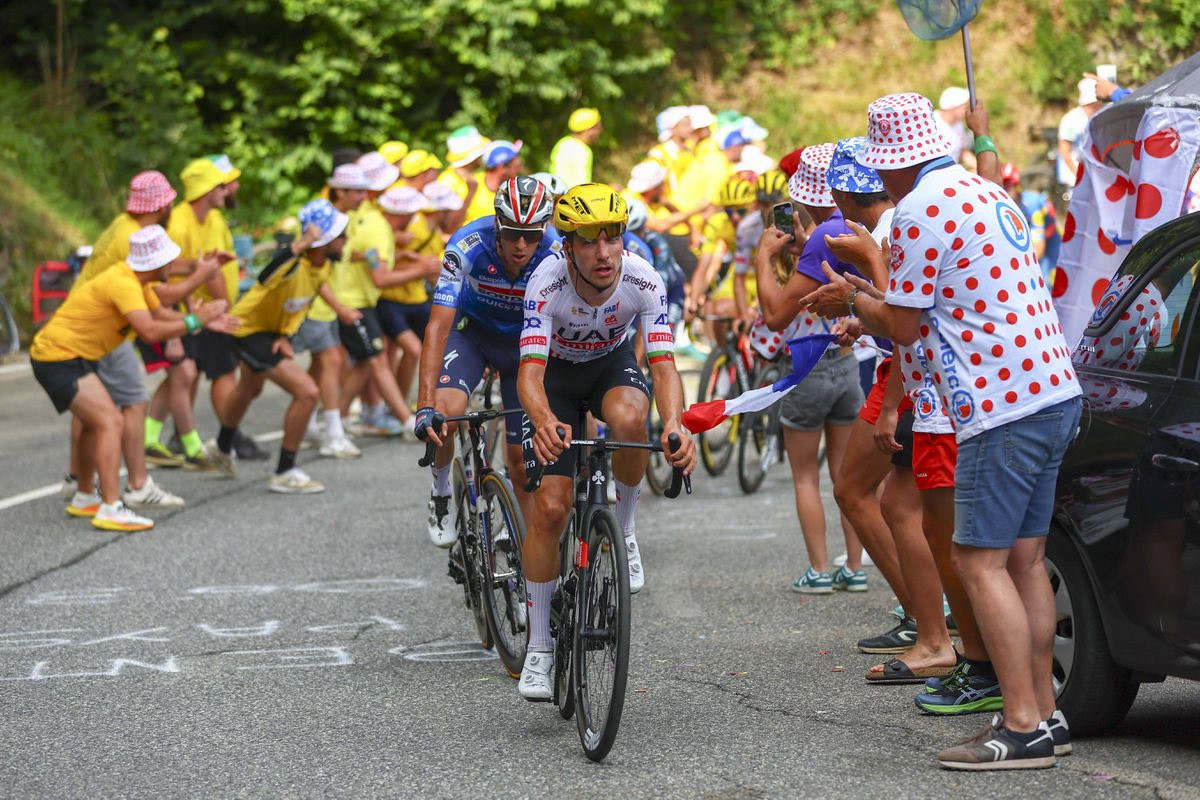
left=516, top=183, right=696, bottom=700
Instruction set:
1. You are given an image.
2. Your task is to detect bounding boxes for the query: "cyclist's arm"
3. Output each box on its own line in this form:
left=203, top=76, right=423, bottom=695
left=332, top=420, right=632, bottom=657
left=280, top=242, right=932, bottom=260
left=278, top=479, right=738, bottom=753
left=417, top=303, right=456, bottom=409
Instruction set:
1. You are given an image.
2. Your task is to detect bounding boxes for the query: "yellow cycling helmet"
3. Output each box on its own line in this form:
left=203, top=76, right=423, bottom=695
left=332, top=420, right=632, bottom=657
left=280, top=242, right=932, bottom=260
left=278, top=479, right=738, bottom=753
left=755, top=169, right=788, bottom=204
left=718, top=177, right=755, bottom=208
left=554, top=183, right=628, bottom=239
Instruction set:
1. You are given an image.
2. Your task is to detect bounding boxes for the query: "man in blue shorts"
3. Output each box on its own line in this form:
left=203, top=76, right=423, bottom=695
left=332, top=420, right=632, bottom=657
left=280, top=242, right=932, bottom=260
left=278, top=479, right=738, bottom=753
left=414, top=176, right=561, bottom=545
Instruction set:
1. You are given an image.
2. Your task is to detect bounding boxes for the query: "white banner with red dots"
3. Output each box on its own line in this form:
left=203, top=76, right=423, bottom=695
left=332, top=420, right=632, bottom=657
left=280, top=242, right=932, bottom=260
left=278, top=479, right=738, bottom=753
left=1053, top=106, right=1200, bottom=349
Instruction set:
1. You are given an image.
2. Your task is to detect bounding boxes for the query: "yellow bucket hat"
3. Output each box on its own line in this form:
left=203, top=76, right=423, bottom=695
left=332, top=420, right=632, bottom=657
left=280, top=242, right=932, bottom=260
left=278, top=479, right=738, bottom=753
left=380, top=140, right=409, bottom=165
left=400, top=150, right=444, bottom=179
left=181, top=158, right=228, bottom=202
left=568, top=107, right=601, bottom=133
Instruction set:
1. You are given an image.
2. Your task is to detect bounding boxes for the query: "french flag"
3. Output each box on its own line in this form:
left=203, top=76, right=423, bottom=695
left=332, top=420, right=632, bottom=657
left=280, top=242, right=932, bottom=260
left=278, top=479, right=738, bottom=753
left=683, top=334, right=838, bottom=434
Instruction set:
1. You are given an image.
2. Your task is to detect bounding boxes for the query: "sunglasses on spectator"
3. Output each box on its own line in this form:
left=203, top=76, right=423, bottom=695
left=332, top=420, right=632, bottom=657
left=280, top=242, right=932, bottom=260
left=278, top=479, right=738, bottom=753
left=725, top=207, right=749, bottom=218
left=573, top=222, right=626, bottom=243
left=497, top=225, right=545, bottom=243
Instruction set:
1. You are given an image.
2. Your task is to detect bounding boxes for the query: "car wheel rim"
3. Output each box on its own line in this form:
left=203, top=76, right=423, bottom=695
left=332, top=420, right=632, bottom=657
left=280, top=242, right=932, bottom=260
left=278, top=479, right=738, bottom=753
left=1045, top=557, right=1075, bottom=694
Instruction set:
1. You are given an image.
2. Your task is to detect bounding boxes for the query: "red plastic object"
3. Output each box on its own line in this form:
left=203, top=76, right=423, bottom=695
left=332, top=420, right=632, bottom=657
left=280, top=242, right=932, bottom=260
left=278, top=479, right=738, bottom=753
left=32, top=261, right=72, bottom=326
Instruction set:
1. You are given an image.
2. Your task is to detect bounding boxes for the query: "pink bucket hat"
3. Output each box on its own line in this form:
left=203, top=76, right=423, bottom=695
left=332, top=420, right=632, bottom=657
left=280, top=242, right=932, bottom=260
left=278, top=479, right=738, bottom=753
left=126, top=170, right=177, bottom=214
left=857, top=93, right=953, bottom=170
left=787, top=143, right=836, bottom=208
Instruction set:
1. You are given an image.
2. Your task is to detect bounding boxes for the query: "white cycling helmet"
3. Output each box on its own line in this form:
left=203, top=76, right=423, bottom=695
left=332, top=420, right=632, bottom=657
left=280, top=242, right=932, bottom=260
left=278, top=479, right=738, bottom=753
left=494, top=175, right=554, bottom=227
left=530, top=171, right=568, bottom=198
left=625, top=197, right=649, bottom=232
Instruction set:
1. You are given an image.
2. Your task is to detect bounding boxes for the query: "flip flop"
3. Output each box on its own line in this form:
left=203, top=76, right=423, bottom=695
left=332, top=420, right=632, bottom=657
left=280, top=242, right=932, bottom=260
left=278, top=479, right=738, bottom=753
left=864, top=657, right=955, bottom=685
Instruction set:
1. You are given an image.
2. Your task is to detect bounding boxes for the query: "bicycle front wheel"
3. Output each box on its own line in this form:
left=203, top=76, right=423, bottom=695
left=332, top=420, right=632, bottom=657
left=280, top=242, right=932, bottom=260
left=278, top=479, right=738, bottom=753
left=697, top=349, right=735, bottom=477
left=479, top=472, right=527, bottom=678
left=453, top=460, right=492, bottom=650
left=737, top=365, right=782, bottom=495
left=572, top=508, right=630, bottom=762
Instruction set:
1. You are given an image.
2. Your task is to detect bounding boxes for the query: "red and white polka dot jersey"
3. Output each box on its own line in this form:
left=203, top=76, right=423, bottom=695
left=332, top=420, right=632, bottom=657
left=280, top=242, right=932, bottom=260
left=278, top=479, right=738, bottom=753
left=885, top=163, right=1081, bottom=441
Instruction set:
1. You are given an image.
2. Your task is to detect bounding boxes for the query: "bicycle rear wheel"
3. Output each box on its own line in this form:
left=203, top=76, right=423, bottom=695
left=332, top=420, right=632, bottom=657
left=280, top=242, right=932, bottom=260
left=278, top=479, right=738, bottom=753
left=697, top=349, right=735, bottom=477
left=452, top=460, right=492, bottom=650
left=480, top=472, right=527, bottom=678
left=572, top=508, right=630, bottom=762
left=737, top=365, right=782, bottom=495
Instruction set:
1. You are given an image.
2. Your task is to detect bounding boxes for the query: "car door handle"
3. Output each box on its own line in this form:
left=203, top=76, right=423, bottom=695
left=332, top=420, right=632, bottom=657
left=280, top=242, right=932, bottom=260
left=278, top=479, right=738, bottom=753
left=1151, top=454, right=1200, bottom=473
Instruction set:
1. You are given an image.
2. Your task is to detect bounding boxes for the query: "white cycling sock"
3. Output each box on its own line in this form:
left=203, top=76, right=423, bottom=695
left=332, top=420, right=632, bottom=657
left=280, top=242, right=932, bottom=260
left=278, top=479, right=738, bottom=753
left=527, top=579, right=556, bottom=652
left=323, top=409, right=345, bottom=441
left=306, top=408, right=320, bottom=437
left=431, top=464, right=452, bottom=497
left=615, top=479, right=640, bottom=536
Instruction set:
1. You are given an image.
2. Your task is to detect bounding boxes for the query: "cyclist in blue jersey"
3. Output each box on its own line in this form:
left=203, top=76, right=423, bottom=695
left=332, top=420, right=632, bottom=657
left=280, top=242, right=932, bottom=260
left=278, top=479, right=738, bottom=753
left=414, top=176, right=561, bottom=544
left=626, top=198, right=685, bottom=326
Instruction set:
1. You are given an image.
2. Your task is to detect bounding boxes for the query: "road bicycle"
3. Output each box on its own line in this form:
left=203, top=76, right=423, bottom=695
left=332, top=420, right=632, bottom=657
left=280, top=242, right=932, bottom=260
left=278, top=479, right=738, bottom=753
left=694, top=317, right=756, bottom=477
left=642, top=368, right=675, bottom=495
left=736, top=357, right=787, bottom=494
left=418, top=406, right=528, bottom=677
left=525, top=414, right=689, bottom=762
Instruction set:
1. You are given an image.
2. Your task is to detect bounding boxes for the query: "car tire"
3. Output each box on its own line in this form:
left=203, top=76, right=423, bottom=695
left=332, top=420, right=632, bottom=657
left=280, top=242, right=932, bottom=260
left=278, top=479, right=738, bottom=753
left=1045, top=529, right=1140, bottom=737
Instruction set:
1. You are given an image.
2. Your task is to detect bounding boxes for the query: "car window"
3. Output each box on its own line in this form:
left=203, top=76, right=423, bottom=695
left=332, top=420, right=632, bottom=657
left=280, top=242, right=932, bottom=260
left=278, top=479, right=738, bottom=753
left=1076, top=242, right=1200, bottom=377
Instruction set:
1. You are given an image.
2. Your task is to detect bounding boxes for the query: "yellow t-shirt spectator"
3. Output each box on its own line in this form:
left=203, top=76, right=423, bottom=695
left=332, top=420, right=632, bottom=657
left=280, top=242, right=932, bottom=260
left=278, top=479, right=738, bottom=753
left=232, top=255, right=331, bottom=338
left=380, top=214, right=441, bottom=305
left=78, top=213, right=143, bottom=285
left=463, top=180, right=498, bottom=224
left=549, top=135, right=592, bottom=188
left=31, top=263, right=162, bottom=362
left=676, top=152, right=733, bottom=212
left=331, top=200, right=394, bottom=309
left=648, top=140, right=693, bottom=194
left=167, top=203, right=237, bottom=303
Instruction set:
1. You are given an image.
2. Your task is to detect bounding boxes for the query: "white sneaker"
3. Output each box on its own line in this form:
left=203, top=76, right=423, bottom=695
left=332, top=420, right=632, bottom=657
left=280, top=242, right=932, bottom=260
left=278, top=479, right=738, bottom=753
left=301, top=427, right=323, bottom=451
left=625, top=531, right=645, bottom=594
left=833, top=551, right=875, bottom=568
left=203, top=439, right=238, bottom=477
left=123, top=476, right=185, bottom=509
left=427, top=494, right=456, bottom=548
left=269, top=467, right=325, bottom=494
left=66, top=490, right=101, bottom=518
left=518, top=650, right=553, bottom=701
left=319, top=435, right=362, bottom=459
left=92, top=502, right=154, bottom=532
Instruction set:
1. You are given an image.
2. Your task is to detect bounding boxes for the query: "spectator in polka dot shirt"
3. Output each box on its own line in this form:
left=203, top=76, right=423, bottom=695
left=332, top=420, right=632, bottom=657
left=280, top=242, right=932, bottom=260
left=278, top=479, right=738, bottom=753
left=801, top=92, right=1084, bottom=771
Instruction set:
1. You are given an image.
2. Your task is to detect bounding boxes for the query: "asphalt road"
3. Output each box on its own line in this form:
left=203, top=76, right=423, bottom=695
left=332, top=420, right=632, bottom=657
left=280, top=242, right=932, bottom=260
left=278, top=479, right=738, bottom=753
left=0, top=359, right=1197, bottom=799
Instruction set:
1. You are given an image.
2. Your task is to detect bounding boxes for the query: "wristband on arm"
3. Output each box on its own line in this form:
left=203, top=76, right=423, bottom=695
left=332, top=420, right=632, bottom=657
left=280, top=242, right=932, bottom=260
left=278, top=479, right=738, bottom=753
left=184, top=313, right=201, bottom=334
left=973, top=135, right=998, bottom=157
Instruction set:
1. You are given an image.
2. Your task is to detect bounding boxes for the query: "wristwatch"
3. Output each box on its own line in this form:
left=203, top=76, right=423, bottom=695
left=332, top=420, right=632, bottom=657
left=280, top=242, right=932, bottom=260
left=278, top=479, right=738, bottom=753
left=846, top=288, right=860, bottom=317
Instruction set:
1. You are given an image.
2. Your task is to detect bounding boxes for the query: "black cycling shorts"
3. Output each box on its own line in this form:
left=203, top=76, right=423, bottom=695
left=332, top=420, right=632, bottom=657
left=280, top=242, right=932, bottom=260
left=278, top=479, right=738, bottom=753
left=232, top=332, right=286, bottom=374
left=525, top=340, right=649, bottom=479
left=183, top=329, right=239, bottom=380
left=32, top=357, right=98, bottom=414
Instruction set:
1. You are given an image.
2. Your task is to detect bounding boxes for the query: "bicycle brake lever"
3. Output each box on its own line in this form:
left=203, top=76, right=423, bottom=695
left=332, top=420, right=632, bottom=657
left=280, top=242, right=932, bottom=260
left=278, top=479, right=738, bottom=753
left=417, top=413, right=445, bottom=467
left=665, top=432, right=686, bottom=499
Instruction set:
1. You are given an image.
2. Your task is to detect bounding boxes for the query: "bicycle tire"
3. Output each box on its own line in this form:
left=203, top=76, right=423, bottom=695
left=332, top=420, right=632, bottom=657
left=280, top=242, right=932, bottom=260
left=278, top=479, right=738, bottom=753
left=644, top=394, right=673, bottom=495
left=0, top=296, right=18, bottom=356
left=572, top=508, right=630, bottom=762
left=479, top=472, right=527, bottom=678
left=736, top=365, right=782, bottom=494
left=452, top=460, right=493, bottom=650
left=697, top=349, right=735, bottom=476
left=556, top=516, right=577, bottom=720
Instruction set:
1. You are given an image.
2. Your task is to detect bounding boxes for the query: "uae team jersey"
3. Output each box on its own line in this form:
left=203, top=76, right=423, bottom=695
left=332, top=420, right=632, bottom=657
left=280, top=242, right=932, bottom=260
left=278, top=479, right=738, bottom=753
left=433, top=216, right=562, bottom=337
left=885, top=163, right=1081, bottom=442
left=520, top=252, right=674, bottom=365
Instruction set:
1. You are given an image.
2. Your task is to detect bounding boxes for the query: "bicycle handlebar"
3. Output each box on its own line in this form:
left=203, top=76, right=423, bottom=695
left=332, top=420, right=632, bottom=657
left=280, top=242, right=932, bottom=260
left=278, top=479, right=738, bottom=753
left=663, top=433, right=690, bottom=499
left=523, top=427, right=691, bottom=498
left=417, top=413, right=446, bottom=467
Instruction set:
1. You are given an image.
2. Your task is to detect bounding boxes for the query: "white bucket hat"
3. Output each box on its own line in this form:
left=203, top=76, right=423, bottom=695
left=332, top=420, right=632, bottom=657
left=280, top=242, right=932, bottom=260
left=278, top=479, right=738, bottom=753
left=127, top=225, right=182, bottom=272
left=328, top=163, right=371, bottom=190
left=423, top=180, right=465, bottom=211
left=357, top=151, right=401, bottom=192
left=379, top=186, right=429, bottom=215
left=628, top=160, right=669, bottom=193
left=787, top=143, right=837, bottom=208
left=857, top=93, right=954, bottom=170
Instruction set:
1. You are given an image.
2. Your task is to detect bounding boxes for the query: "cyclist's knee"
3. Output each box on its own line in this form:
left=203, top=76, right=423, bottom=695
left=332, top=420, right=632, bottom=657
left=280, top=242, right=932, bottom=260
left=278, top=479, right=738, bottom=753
left=605, top=403, right=648, bottom=441
left=531, top=485, right=571, bottom=534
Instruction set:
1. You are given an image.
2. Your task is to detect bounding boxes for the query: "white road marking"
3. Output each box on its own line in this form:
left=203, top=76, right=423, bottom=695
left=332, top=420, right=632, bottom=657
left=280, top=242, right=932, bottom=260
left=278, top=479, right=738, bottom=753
left=0, top=431, right=282, bottom=513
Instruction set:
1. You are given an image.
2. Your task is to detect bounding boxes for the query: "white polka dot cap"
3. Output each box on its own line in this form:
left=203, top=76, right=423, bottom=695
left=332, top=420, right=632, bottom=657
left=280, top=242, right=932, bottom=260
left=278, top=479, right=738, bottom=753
left=857, top=93, right=954, bottom=170
left=787, top=143, right=836, bottom=208
left=127, top=225, right=182, bottom=273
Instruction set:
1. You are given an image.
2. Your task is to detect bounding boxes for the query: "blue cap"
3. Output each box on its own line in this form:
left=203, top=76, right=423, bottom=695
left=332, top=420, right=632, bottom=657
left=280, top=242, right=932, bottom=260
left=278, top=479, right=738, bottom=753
left=826, top=137, right=885, bottom=194
left=718, top=127, right=750, bottom=150
left=483, top=139, right=523, bottom=170
left=299, top=198, right=349, bottom=248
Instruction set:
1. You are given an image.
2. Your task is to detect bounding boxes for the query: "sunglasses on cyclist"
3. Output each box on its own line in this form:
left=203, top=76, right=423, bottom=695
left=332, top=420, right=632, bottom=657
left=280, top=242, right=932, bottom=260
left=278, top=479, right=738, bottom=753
left=497, top=225, right=545, bottom=244
left=572, top=222, right=626, bottom=243
left=725, top=207, right=749, bottom=219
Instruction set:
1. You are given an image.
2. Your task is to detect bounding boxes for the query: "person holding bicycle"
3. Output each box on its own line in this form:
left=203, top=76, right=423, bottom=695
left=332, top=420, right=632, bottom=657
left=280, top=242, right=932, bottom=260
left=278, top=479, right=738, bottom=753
left=413, top=176, right=562, bottom=546
left=516, top=182, right=696, bottom=700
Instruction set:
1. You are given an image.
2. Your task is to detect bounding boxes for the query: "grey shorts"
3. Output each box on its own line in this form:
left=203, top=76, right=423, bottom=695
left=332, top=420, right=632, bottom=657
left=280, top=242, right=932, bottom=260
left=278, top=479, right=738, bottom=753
left=291, top=318, right=339, bottom=354
left=779, top=351, right=864, bottom=432
left=96, top=341, right=147, bottom=407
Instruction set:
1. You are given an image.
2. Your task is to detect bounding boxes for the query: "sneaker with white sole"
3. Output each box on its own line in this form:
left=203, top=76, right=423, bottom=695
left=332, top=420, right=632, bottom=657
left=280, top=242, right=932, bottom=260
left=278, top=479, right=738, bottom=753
left=92, top=502, right=154, bottom=532
left=625, top=531, right=645, bottom=594
left=269, top=467, right=325, bottom=494
left=66, top=490, right=100, bottom=518
left=203, top=439, right=238, bottom=477
left=792, top=566, right=833, bottom=594
left=519, top=650, right=554, bottom=701
left=319, top=435, right=362, bottom=459
left=427, top=494, right=456, bottom=548
left=123, top=476, right=185, bottom=510
left=937, top=721, right=1056, bottom=770
left=831, top=564, right=868, bottom=592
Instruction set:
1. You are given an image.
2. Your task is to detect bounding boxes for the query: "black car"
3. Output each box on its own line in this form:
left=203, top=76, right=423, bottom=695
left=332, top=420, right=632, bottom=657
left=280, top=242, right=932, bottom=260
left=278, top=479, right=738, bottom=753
left=1050, top=210, right=1200, bottom=736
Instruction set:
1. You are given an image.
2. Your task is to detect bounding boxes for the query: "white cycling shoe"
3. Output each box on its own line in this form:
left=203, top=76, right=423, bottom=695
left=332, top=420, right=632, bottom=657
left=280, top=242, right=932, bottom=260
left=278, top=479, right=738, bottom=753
left=519, top=650, right=554, bottom=701
left=626, top=531, right=645, bottom=594
left=427, top=494, right=456, bottom=548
